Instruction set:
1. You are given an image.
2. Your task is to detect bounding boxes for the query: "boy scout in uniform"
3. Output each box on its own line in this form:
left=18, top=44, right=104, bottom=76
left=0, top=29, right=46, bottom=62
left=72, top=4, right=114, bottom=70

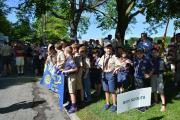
left=99, top=42, right=117, bottom=112
left=63, top=46, right=78, bottom=113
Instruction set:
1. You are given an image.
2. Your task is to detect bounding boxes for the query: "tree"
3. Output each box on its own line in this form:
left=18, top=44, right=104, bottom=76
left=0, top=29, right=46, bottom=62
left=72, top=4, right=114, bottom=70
left=32, top=15, right=69, bottom=43
left=174, top=19, right=180, bottom=35
left=0, top=0, right=11, bottom=35
left=0, top=12, right=11, bottom=35
left=16, top=0, right=108, bottom=39
left=11, top=18, right=33, bottom=41
left=145, top=0, right=180, bottom=45
left=96, top=0, right=180, bottom=45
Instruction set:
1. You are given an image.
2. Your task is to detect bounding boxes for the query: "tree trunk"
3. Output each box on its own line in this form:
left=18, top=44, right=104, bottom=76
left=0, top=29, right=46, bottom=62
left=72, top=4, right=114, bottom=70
left=115, top=21, right=128, bottom=46
left=162, top=17, right=170, bottom=44
left=70, top=11, right=82, bottom=39
left=70, top=21, right=78, bottom=39
left=115, top=0, right=129, bottom=46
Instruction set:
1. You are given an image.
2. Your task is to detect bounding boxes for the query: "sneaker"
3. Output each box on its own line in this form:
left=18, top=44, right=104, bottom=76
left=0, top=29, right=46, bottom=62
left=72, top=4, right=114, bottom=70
left=137, top=107, right=146, bottom=113
left=103, top=104, right=110, bottom=110
left=110, top=105, right=117, bottom=112
left=68, top=106, right=77, bottom=114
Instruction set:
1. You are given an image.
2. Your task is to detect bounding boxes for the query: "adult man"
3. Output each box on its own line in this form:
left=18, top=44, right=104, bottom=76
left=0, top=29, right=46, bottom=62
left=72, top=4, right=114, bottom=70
left=1, top=41, right=12, bottom=76
left=137, top=33, right=153, bottom=60
left=14, top=42, right=25, bottom=75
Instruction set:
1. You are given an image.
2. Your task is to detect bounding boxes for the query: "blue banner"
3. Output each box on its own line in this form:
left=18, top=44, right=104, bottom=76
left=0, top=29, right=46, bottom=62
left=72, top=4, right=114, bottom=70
left=40, top=64, right=64, bottom=111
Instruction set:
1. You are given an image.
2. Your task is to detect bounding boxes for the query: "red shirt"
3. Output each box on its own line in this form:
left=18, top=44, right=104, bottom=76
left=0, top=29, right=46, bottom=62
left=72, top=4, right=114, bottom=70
left=14, top=46, right=24, bottom=57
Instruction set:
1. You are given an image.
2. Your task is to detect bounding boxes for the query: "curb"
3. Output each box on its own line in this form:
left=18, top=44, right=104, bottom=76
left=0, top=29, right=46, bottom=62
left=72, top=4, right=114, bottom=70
left=63, top=104, right=81, bottom=120
left=36, top=77, right=81, bottom=120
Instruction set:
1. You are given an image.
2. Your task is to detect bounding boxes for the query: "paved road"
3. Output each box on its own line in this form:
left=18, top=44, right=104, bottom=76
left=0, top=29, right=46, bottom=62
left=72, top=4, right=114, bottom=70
left=0, top=76, right=70, bottom=120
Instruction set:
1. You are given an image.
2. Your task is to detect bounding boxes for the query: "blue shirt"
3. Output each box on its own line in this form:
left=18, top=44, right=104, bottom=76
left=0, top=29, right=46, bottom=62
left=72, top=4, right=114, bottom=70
left=134, top=57, right=153, bottom=79
left=117, top=69, right=129, bottom=82
left=152, top=57, right=164, bottom=74
left=137, top=40, right=153, bottom=59
left=64, top=56, right=77, bottom=71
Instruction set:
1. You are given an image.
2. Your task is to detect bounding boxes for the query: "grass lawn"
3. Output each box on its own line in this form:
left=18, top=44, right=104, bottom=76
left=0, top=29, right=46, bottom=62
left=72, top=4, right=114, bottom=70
left=76, top=73, right=180, bottom=120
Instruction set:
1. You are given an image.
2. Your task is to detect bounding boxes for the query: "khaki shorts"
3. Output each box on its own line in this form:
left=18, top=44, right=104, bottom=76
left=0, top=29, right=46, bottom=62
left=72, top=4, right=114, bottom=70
left=151, top=74, right=164, bottom=94
left=67, top=74, right=76, bottom=94
left=16, top=57, right=24, bottom=66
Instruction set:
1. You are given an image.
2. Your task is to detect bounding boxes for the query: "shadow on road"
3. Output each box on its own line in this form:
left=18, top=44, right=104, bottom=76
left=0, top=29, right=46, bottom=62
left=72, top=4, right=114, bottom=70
left=0, top=75, right=40, bottom=89
left=0, top=100, right=46, bottom=114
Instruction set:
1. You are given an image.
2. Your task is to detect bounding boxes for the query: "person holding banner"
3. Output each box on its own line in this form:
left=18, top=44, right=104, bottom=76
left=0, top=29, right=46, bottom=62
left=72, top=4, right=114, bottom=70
left=55, top=42, right=65, bottom=69
left=62, top=46, right=78, bottom=114
left=133, top=49, right=153, bottom=112
left=151, top=48, right=166, bottom=112
left=46, top=45, right=57, bottom=66
left=99, top=42, right=117, bottom=112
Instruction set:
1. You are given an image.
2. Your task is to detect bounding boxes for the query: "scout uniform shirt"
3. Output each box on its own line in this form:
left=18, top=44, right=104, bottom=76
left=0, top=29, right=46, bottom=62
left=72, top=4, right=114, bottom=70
left=99, top=54, right=117, bottom=73
left=133, top=56, right=153, bottom=79
left=57, top=50, right=65, bottom=69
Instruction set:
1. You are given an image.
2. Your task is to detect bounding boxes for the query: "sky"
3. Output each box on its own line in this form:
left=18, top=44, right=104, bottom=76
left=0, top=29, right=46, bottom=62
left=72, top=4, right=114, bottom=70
left=5, top=0, right=180, bottom=40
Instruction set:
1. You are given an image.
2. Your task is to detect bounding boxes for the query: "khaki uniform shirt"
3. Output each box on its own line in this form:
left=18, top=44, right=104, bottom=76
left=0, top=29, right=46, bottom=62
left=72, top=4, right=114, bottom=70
left=99, top=54, right=117, bottom=72
left=57, top=50, right=65, bottom=68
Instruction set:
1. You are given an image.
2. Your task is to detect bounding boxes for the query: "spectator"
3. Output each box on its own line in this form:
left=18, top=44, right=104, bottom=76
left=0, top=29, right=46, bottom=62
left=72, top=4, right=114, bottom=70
left=133, top=49, right=153, bottom=112
left=137, top=33, right=153, bottom=60
left=90, top=48, right=102, bottom=97
left=55, top=42, right=65, bottom=69
left=99, top=42, right=117, bottom=112
left=79, top=46, right=92, bottom=102
left=151, top=48, right=166, bottom=112
left=62, top=46, right=78, bottom=113
left=14, top=42, right=25, bottom=75
left=114, top=49, right=133, bottom=93
left=71, top=43, right=84, bottom=103
left=1, top=41, right=12, bottom=76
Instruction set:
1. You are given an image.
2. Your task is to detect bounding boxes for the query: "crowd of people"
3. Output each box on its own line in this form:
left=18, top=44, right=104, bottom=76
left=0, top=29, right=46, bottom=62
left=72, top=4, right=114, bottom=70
left=0, top=41, right=46, bottom=76
left=0, top=32, right=180, bottom=114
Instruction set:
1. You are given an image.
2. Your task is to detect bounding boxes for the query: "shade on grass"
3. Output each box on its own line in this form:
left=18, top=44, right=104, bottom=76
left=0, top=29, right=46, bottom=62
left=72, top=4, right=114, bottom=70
left=76, top=72, right=180, bottom=120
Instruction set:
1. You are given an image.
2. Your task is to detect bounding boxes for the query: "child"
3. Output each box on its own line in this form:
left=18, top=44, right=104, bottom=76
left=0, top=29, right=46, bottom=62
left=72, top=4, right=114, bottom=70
left=91, top=48, right=102, bottom=97
left=114, top=49, right=133, bottom=93
left=71, top=43, right=84, bottom=103
left=63, top=46, right=78, bottom=113
left=133, top=49, right=153, bottom=112
left=45, top=45, right=57, bottom=66
left=99, top=42, right=117, bottom=112
left=55, top=42, right=65, bottom=69
left=151, top=48, right=166, bottom=112
left=79, top=46, right=92, bottom=102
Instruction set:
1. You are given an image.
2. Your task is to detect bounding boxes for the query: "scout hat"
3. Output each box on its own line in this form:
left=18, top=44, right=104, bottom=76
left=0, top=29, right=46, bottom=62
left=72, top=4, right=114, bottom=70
left=104, top=42, right=112, bottom=48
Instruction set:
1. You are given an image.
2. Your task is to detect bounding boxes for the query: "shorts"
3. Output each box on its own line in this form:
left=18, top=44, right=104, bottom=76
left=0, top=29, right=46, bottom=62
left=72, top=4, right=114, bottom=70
left=16, top=57, right=24, bottom=66
left=102, top=72, right=116, bottom=93
left=2, top=56, right=11, bottom=65
left=66, top=74, right=76, bottom=94
left=151, top=74, right=164, bottom=94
